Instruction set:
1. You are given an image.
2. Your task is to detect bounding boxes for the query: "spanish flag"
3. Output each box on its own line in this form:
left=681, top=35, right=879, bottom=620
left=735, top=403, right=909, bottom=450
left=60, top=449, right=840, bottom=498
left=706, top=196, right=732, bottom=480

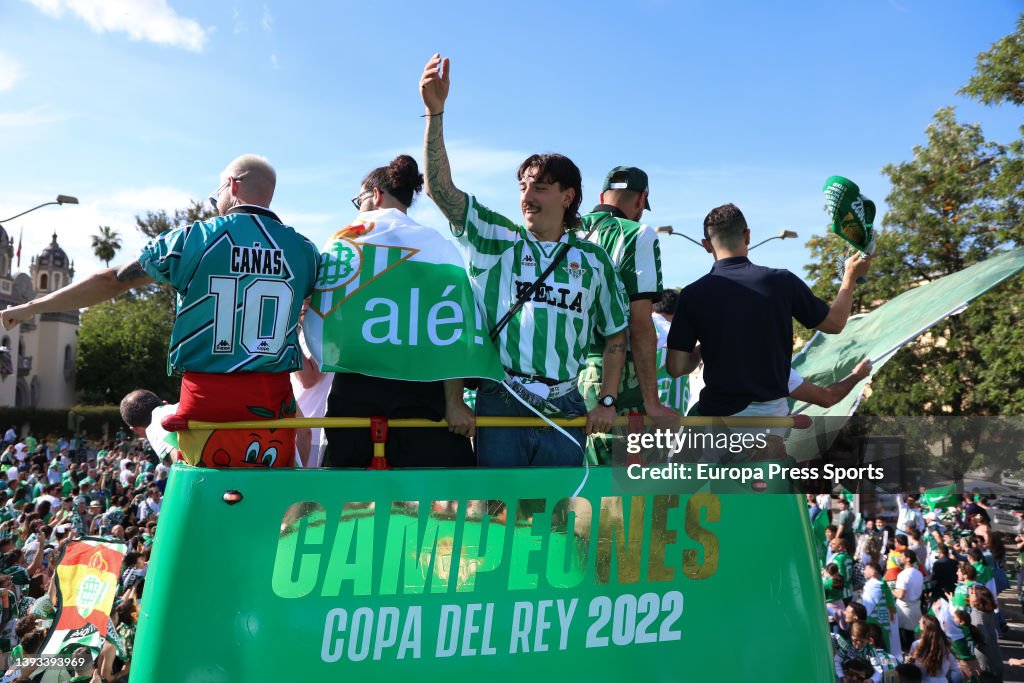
left=41, top=537, right=127, bottom=656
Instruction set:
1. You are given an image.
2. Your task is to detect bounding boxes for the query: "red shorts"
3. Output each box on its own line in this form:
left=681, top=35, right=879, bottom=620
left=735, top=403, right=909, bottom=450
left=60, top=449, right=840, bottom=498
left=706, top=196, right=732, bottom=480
left=162, top=372, right=296, bottom=469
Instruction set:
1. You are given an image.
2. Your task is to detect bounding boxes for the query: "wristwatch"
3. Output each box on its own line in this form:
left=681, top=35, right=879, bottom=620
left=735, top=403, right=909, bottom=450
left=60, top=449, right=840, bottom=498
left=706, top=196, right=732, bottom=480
left=598, top=395, right=617, bottom=408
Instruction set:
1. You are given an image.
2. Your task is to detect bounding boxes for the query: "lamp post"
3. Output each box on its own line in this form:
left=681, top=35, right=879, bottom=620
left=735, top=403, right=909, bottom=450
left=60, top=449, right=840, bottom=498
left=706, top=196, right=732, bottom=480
left=654, top=225, right=703, bottom=249
left=749, top=229, right=799, bottom=251
left=0, top=195, right=79, bottom=224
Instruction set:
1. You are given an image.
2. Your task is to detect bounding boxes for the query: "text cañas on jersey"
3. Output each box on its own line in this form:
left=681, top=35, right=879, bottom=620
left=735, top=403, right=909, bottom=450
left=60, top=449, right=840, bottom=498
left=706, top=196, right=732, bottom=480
left=232, top=243, right=284, bottom=276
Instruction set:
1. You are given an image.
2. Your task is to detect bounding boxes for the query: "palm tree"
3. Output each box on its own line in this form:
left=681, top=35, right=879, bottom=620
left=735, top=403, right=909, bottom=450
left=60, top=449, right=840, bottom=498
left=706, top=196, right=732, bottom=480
left=91, top=225, right=122, bottom=267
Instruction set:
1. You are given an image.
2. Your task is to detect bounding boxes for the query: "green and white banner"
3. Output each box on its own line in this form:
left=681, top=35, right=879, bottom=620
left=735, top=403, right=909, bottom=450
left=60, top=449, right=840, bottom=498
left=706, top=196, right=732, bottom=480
left=787, top=248, right=1024, bottom=461
left=133, top=465, right=834, bottom=682
left=304, top=209, right=504, bottom=381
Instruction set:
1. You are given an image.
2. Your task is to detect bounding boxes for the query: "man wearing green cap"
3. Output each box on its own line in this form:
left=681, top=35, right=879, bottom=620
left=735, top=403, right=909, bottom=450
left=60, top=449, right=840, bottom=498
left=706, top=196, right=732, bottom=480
left=578, top=166, right=679, bottom=464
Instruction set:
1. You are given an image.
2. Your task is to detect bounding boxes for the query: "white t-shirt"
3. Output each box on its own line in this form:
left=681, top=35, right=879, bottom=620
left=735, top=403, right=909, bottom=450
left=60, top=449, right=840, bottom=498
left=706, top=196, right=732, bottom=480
left=291, top=329, right=333, bottom=468
left=895, top=567, right=924, bottom=601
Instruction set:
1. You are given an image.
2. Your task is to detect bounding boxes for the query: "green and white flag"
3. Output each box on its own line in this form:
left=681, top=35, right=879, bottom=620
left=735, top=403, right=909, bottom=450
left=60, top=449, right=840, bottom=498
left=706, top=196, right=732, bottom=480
left=921, top=484, right=960, bottom=511
left=786, top=248, right=1024, bottom=461
left=304, top=209, right=504, bottom=381
left=41, top=537, right=126, bottom=657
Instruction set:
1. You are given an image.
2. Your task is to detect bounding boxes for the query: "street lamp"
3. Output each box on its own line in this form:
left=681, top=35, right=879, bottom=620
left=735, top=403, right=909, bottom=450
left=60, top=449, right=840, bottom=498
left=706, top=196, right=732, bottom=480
left=655, top=225, right=703, bottom=249
left=0, top=195, right=79, bottom=224
left=749, top=229, right=799, bottom=251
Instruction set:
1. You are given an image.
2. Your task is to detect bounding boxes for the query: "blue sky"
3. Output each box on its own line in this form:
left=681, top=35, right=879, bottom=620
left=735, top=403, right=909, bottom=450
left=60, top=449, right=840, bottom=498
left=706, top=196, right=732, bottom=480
left=0, top=0, right=1020, bottom=289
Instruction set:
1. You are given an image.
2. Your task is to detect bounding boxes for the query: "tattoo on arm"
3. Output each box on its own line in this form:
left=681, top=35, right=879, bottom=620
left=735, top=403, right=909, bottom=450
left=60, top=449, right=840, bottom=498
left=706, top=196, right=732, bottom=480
left=115, top=261, right=148, bottom=283
left=424, top=114, right=467, bottom=227
left=605, top=342, right=627, bottom=354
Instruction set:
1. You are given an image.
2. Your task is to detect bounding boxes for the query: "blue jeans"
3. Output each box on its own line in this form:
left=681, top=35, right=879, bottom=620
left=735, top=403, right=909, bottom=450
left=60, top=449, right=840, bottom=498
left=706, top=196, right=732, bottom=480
left=475, top=379, right=586, bottom=467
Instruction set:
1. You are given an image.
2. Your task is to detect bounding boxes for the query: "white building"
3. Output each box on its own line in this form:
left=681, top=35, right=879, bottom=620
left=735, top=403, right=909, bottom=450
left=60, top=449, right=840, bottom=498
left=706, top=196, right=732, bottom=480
left=0, top=229, right=79, bottom=408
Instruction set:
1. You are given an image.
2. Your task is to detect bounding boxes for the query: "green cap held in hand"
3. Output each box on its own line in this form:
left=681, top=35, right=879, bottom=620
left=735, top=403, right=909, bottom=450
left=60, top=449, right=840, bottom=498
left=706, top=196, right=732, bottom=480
left=822, top=175, right=874, bottom=252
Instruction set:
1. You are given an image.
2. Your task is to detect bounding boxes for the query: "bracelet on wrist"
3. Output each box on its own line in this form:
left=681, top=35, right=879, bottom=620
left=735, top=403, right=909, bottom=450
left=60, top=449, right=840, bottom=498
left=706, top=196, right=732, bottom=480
left=420, top=111, right=444, bottom=117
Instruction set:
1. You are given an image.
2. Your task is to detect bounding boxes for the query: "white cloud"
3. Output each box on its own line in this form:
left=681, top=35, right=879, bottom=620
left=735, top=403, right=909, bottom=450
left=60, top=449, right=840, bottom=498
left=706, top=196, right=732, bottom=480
left=0, top=107, right=70, bottom=129
left=0, top=54, right=24, bottom=92
left=261, top=3, right=273, bottom=32
left=270, top=53, right=279, bottom=70
left=26, top=0, right=210, bottom=52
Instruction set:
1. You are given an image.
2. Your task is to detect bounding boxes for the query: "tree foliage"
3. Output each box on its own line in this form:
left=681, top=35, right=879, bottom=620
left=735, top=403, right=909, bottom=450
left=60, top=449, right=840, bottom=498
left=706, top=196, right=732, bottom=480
left=958, top=14, right=1024, bottom=106
left=135, top=200, right=214, bottom=239
left=76, top=203, right=215, bottom=404
left=804, top=88, right=1023, bottom=418
left=76, top=293, right=179, bottom=404
left=90, top=225, right=121, bottom=267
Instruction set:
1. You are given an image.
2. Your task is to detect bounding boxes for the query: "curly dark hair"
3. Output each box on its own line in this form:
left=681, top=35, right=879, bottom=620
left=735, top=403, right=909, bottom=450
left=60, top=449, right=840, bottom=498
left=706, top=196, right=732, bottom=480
left=362, top=154, right=424, bottom=208
left=517, top=153, right=583, bottom=229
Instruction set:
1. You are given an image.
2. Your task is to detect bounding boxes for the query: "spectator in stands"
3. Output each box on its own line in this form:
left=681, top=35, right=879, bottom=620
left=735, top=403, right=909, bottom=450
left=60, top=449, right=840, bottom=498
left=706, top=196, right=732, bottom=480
left=906, top=615, right=954, bottom=683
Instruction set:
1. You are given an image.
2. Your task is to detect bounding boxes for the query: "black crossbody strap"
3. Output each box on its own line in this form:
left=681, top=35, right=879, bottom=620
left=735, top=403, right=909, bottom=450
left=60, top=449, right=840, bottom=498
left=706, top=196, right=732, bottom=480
left=488, top=228, right=594, bottom=343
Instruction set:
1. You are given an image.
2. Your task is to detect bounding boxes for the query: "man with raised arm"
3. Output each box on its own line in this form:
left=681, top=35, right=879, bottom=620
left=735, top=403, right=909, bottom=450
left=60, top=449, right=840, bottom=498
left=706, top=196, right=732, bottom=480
left=419, top=53, right=630, bottom=467
left=666, top=203, right=871, bottom=418
left=1, top=155, right=320, bottom=467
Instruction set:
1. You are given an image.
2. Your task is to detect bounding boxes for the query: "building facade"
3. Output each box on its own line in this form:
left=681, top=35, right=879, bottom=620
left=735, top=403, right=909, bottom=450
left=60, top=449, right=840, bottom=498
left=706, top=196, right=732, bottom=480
left=0, top=229, right=78, bottom=408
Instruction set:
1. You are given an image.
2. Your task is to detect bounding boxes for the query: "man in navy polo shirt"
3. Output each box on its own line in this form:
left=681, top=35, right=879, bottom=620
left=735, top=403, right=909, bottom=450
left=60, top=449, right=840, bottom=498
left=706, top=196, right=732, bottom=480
left=665, top=203, right=870, bottom=417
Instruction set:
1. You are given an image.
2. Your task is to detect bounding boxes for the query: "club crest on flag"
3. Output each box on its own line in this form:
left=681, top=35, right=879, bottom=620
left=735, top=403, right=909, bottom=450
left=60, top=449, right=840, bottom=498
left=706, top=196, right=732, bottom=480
left=316, top=237, right=361, bottom=289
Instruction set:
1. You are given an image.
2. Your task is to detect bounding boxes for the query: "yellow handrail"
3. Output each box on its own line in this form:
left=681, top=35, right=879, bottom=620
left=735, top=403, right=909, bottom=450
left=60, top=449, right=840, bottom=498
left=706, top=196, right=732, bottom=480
left=185, top=415, right=809, bottom=430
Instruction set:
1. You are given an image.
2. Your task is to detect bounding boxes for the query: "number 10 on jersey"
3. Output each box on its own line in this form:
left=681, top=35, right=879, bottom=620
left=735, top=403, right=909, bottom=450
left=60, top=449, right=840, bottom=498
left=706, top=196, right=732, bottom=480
left=210, top=276, right=294, bottom=356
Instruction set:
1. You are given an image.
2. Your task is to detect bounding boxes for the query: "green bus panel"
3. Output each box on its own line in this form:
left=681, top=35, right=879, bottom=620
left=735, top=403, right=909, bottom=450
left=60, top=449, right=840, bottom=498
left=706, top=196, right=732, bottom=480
left=132, top=465, right=832, bottom=682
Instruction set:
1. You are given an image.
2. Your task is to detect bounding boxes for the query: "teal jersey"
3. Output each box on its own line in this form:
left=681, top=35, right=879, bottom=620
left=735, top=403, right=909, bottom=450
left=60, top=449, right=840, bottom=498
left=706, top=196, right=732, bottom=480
left=138, top=206, right=320, bottom=374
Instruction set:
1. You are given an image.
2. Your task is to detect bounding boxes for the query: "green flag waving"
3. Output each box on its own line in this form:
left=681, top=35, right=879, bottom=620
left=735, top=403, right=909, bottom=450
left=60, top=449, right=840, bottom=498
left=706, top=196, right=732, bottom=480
left=304, top=209, right=504, bottom=381
left=920, top=484, right=960, bottom=511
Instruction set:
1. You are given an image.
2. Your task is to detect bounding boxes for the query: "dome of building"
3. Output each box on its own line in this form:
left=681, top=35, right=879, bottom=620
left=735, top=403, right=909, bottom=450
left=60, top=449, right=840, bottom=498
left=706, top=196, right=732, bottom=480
left=0, top=224, right=8, bottom=249
left=36, top=233, right=69, bottom=269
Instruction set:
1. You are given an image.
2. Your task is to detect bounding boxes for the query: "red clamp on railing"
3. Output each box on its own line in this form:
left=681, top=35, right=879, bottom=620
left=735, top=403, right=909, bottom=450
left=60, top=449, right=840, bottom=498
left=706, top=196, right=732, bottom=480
left=368, top=416, right=390, bottom=470
left=791, top=414, right=813, bottom=430
left=626, top=412, right=644, bottom=467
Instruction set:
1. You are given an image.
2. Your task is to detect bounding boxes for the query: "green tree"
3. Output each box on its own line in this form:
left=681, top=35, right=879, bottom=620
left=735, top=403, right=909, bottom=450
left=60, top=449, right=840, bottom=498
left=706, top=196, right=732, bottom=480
left=959, top=14, right=1024, bottom=106
left=76, top=202, right=215, bottom=404
left=90, top=225, right=122, bottom=267
left=803, top=16, right=1024, bottom=431
left=806, top=108, right=1021, bottom=418
left=135, top=200, right=214, bottom=239
left=76, top=293, right=179, bottom=404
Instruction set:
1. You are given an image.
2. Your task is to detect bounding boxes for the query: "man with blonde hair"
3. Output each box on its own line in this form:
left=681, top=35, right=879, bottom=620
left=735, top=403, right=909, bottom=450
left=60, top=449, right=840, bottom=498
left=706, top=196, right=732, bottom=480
left=2, top=155, right=320, bottom=468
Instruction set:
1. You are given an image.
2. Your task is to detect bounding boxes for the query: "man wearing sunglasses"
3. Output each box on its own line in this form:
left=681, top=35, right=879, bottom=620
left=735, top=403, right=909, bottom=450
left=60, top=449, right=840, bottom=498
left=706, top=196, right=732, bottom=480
left=1, top=155, right=320, bottom=468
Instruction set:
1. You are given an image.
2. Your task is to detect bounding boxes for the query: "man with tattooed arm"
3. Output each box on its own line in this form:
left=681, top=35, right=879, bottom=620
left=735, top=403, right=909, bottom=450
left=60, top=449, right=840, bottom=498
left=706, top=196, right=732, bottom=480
left=419, top=53, right=630, bottom=467
left=1, top=155, right=319, bottom=468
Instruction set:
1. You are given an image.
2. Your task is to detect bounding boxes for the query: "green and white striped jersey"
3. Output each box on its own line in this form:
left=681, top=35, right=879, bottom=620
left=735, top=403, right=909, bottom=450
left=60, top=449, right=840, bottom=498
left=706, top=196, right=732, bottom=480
left=580, top=209, right=663, bottom=355
left=455, top=196, right=629, bottom=382
left=832, top=551, right=854, bottom=599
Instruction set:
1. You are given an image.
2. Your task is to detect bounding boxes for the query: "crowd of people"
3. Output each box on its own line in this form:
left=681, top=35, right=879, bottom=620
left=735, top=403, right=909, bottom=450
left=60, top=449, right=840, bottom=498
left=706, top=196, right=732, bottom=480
left=0, top=427, right=167, bottom=682
left=817, top=491, right=1020, bottom=682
